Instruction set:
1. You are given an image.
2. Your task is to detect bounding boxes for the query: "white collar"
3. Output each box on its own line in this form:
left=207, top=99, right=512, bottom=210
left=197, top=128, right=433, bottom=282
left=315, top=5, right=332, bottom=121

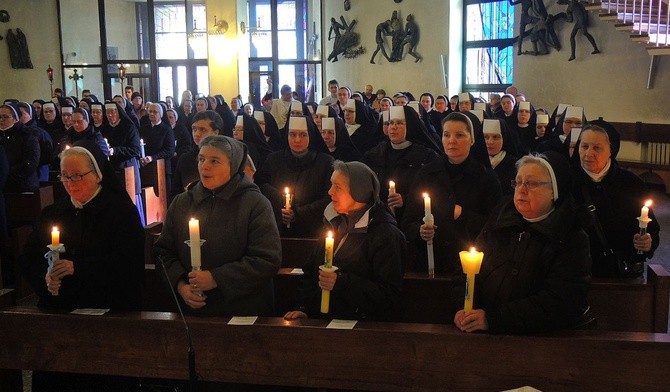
left=324, top=202, right=371, bottom=229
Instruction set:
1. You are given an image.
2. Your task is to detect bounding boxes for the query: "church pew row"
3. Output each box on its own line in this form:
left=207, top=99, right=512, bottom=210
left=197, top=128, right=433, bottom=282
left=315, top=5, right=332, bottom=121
left=143, top=263, right=670, bottom=333
left=4, top=185, right=54, bottom=228
left=0, top=296, right=669, bottom=392
left=117, top=158, right=168, bottom=226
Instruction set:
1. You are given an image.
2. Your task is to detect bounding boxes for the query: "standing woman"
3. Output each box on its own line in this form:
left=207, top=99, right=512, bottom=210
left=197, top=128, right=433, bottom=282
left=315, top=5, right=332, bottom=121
left=232, top=113, right=273, bottom=170
left=63, top=108, right=109, bottom=156
left=20, top=141, right=144, bottom=390
left=364, top=106, right=439, bottom=223
left=402, top=112, right=502, bottom=273
left=255, top=116, right=334, bottom=237
left=168, top=108, right=192, bottom=161
left=154, top=135, right=280, bottom=316
left=101, top=102, right=144, bottom=225
left=0, top=104, right=40, bottom=192
left=343, top=98, right=381, bottom=155
left=571, top=121, right=660, bottom=278
left=254, top=110, right=284, bottom=151
left=483, top=119, right=519, bottom=196
left=319, top=114, right=362, bottom=163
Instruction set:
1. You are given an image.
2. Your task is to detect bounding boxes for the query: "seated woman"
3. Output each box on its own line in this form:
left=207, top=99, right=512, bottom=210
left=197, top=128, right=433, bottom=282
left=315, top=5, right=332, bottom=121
left=153, top=135, right=281, bottom=316
left=315, top=104, right=362, bottom=162
left=19, top=141, right=145, bottom=392
left=571, top=121, right=660, bottom=278
left=254, top=110, right=284, bottom=151
left=232, top=113, right=273, bottom=170
left=343, top=98, right=382, bottom=155
left=255, top=116, right=334, bottom=238
left=284, top=161, right=404, bottom=321
left=452, top=152, right=591, bottom=334
left=402, top=112, right=502, bottom=274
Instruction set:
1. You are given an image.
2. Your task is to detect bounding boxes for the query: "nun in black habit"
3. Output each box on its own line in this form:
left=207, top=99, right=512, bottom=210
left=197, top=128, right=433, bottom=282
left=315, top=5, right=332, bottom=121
left=342, top=98, right=383, bottom=155
left=320, top=116, right=362, bottom=163
left=62, top=108, right=109, bottom=156
left=16, top=101, right=53, bottom=181
left=254, top=110, right=284, bottom=151
left=364, top=105, right=441, bottom=224
left=233, top=113, right=273, bottom=170
left=483, top=118, right=519, bottom=196
left=255, top=115, right=334, bottom=238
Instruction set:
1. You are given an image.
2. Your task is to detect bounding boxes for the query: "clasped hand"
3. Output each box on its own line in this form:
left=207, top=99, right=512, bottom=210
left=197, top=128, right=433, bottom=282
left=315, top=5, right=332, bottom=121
left=633, top=233, right=652, bottom=253
left=454, top=309, right=489, bottom=333
left=281, top=208, right=295, bottom=225
left=387, top=192, right=403, bottom=209
left=178, top=270, right=217, bottom=309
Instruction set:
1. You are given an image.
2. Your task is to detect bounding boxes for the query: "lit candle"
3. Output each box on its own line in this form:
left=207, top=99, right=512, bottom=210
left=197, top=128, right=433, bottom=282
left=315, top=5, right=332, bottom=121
left=459, top=247, right=484, bottom=312
left=64, top=144, right=71, bottom=150
left=321, top=231, right=335, bottom=314
left=284, top=187, right=291, bottom=210
left=51, top=226, right=60, bottom=247
left=423, top=193, right=431, bottom=216
left=140, top=138, right=146, bottom=158
left=389, top=181, right=396, bottom=195
left=640, top=199, right=652, bottom=221
left=188, top=218, right=201, bottom=270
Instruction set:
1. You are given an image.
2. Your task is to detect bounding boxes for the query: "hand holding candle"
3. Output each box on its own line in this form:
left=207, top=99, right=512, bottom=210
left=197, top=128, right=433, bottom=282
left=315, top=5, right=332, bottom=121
left=140, top=138, right=146, bottom=158
left=422, top=193, right=435, bottom=278
left=460, top=247, right=484, bottom=312
left=637, top=199, right=653, bottom=254
left=320, top=231, right=337, bottom=314
left=46, top=226, right=66, bottom=296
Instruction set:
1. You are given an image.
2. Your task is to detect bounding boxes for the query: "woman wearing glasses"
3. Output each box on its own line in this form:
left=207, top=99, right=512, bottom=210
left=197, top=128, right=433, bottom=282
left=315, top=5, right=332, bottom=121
left=402, top=112, right=502, bottom=274
left=452, top=152, right=591, bottom=334
left=20, top=141, right=144, bottom=390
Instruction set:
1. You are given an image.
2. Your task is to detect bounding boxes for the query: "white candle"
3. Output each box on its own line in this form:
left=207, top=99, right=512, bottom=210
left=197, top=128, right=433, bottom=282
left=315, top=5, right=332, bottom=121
left=51, top=226, right=60, bottom=247
left=389, top=181, right=396, bottom=195
left=140, top=138, right=146, bottom=158
left=423, top=193, right=431, bottom=216
left=188, top=218, right=201, bottom=269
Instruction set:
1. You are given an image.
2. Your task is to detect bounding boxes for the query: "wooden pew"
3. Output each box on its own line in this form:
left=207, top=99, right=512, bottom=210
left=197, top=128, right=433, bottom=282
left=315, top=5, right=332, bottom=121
left=140, top=159, right=167, bottom=225
left=115, top=165, right=137, bottom=204
left=143, top=222, right=162, bottom=264
left=4, top=185, right=54, bottom=227
left=280, top=237, right=319, bottom=268
left=0, top=306, right=669, bottom=391
left=39, top=180, right=66, bottom=202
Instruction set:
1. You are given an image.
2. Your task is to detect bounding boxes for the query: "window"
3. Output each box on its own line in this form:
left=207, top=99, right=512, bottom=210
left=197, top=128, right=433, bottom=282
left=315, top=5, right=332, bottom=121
left=462, top=0, right=515, bottom=99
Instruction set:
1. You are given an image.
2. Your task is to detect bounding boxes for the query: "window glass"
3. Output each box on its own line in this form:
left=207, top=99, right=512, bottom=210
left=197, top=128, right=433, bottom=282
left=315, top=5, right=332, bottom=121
left=60, top=0, right=102, bottom=65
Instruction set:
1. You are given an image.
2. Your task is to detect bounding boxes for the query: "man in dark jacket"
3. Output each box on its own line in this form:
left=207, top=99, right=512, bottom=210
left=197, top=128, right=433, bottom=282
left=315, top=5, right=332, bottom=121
left=285, top=161, right=405, bottom=321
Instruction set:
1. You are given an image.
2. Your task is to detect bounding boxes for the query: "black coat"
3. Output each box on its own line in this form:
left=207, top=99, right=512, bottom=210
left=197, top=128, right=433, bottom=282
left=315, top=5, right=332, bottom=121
left=451, top=197, right=591, bottom=334
left=363, top=141, right=439, bottom=223
left=401, top=155, right=502, bottom=273
left=295, top=202, right=405, bottom=320
left=0, top=122, right=40, bottom=192
left=101, top=120, right=142, bottom=196
left=171, top=147, right=199, bottom=202
left=255, top=149, right=334, bottom=237
left=20, top=188, right=145, bottom=311
left=572, top=163, right=661, bottom=278
left=63, top=126, right=109, bottom=157
left=139, top=121, right=176, bottom=175
left=492, top=152, right=518, bottom=196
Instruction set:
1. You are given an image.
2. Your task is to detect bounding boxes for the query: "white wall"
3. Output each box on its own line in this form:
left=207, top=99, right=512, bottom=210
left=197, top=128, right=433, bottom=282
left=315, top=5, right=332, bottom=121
left=321, top=0, right=451, bottom=98
left=0, top=0, right=62, bottom=102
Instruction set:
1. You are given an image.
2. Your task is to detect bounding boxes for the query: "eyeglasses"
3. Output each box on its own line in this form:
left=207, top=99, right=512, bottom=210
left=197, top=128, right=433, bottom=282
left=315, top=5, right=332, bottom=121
left=58, top=170, right=94, bottom=182
left=511, top=180, right=551, bottom=191
left=0, top=115, right=13, bottom=120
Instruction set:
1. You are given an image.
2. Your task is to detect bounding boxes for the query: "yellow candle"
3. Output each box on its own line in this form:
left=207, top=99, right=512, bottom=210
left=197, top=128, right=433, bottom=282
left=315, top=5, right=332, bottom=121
left=321, top=231, right=335, bottom=313
left=423, top=193, right=431, bottom=216
left=188, top=218, right=201, bottom=269
left=284, top=187, right=291, bottom=209
left=51, top=226, right=59, bottom=247
left=389, top=181, right=396, bottom=194
left=641, top=199, right=652, bottom=220
left=459, top=247, right=484, bottom=312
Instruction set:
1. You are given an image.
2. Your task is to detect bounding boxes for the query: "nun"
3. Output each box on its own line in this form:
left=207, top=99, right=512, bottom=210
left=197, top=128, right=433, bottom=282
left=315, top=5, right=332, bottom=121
left=364, top=105, right=440, bottom=222
left=62, top=108, right=109, bottom=156
left=232, top=113, right=272, bottom=170
left=253, top=110, right=284, bottom=151
left=401, top=112, right=502, bottom=274
left=255, top=116, right=334, bottom=237
left=0, top=104, right=40, bottom=192
left=284, top=161, right=404, bottom=321
left=538, top=105, right=586, bottom=159
left=16, top=102, right=53, bottom=182
left=320, top=115, right=362, bottom=163
left=343, top=98, right=382, bottom=154
left=483, top=119, right=519, bottom=196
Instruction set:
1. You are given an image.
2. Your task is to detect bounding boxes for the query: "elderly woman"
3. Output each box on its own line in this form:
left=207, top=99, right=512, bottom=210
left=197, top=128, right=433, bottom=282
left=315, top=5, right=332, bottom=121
left=284, top=161, right=404, bottom=321
left=62, top=108, right=109, bottom=156
left=19, top=142, right=145, bottom=390
left=154, top=135, right=281, bottom=316
left=452, top=152, right=591, bottom=334
left=571, top=121, right=660, bottom=278
left=402, top=112, right=502, bottom=273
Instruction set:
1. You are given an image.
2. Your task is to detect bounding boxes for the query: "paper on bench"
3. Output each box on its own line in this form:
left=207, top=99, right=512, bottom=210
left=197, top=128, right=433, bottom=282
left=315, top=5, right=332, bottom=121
left=500, top=386, right=542, bottom=392
left=326, top=319, right=357, bottom=329
left=70, top=308, right=110, bottom=316
left=290, top=268, right=303, bottom=275
left=228, top=316, right=258, bottom=325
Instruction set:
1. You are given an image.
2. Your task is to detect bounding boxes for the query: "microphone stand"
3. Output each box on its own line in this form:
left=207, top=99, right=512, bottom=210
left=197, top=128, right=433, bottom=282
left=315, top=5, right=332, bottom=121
left=158, top=257, right=199, bottom=392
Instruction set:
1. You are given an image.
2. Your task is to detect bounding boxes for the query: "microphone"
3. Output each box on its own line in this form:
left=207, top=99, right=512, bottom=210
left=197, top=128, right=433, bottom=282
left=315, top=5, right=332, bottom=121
left=157, top=256, right=199, bottom=392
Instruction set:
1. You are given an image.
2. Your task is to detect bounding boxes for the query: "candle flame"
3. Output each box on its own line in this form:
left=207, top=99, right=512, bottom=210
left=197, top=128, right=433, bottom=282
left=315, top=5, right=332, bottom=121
left=422, top=192, right=429, bottom=198
left=645, top=199, right=652, bottom=208
left=389, top=180, right=395, bottom=187
left=327, top=230, right=333, bottom=239
left=469, top=246, right=477, bottom=254
left=64, top=144, right=71, bottom=150
left=52, top=226, right=58, bottom=232
left=190, top=217, right=197, bottom=222
left=285, top=187, right=290, bottom=195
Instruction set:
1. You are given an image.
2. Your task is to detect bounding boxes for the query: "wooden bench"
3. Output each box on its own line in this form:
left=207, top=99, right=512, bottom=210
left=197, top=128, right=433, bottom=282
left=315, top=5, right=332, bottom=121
left=4, top=185, right=54, bottom=227
left=0, top=299, right=669, bottom=391
left=280, top=237, right=320, bottom=268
